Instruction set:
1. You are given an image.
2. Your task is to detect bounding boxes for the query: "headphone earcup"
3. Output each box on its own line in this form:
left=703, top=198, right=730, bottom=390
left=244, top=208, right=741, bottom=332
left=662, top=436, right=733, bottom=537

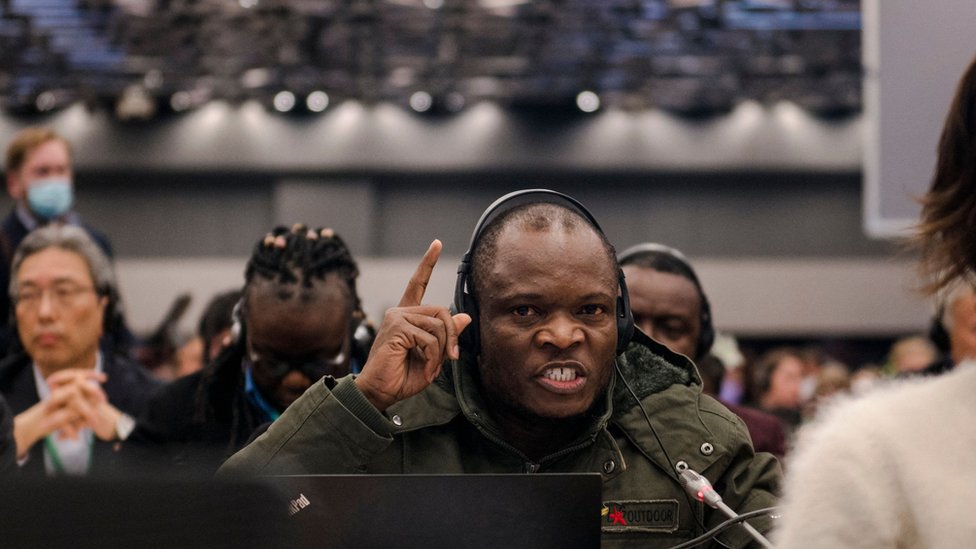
left=696, top=298, right=715, bottom=361
left=615, top=273, right=635, bottom=356
left=615, top=296, right=634, bottom=356
left=456, top=292, right=480, bottom=356
left=230, top=300, right=245, bottom=345
left=350, top=317, right=376, bottom=372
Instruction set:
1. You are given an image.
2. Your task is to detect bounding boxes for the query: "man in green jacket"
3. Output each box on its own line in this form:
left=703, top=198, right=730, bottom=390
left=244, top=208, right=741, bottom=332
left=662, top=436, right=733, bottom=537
left=219, top=190, right=780, bottom=548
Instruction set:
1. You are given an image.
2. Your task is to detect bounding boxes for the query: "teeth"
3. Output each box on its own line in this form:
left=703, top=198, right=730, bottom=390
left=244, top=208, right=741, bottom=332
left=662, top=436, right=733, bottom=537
left=544, top=367, right=577, bottom=382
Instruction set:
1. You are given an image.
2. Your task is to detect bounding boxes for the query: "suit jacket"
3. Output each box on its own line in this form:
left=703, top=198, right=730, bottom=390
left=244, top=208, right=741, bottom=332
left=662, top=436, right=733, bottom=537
left=0, top=351, right=160, bottom=477
left=0, top=394, right=14, bottom=474
left=126, top=343, right=269, bottom=478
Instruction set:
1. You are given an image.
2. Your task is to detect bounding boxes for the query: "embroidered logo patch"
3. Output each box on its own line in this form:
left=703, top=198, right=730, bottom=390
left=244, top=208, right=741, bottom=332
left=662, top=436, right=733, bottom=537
left=601, top=499, right=679, bottom=533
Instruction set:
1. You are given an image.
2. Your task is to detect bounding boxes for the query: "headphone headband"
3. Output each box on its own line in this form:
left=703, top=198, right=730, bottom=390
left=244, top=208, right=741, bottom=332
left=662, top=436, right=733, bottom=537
left=617, top=242, right=715, bottom=361
left=459, top=189, right=605, bottom=267
left=454, top=189, right=634, bottom=356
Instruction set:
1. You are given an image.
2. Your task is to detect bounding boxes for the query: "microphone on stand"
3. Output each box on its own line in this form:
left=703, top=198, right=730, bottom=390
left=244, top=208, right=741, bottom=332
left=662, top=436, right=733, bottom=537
left=678, top=468, right=775, bottom=549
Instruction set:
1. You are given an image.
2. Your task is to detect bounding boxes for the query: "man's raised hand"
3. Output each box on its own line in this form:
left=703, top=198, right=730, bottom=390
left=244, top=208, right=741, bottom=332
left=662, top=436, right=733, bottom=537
left=355, top=240, right=471, bottom=412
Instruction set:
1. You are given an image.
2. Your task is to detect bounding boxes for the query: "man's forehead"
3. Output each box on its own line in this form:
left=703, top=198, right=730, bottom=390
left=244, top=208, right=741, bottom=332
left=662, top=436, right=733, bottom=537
left=247, top=273, right=351, bottom=305
left=495, top=224, right=614, bottom=267
left=17, top=249, right=93, bottom=283
left=486, top=227, right=617, bottom=291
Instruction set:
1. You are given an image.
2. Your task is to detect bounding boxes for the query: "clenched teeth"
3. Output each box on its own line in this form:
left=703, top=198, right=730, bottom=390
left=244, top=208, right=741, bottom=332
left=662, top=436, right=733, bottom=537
left=543, top=367, right=578, bottom=382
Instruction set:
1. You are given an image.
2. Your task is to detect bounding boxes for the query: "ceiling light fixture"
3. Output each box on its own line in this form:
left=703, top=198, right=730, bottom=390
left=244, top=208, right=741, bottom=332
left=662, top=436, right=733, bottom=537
left=576, top=90, right=600, bottom=113
left=306, top=90, right=330, bottom=112
left=273, top=91, right=296, bottom=112
left=410, top=91, right=433, bottom=112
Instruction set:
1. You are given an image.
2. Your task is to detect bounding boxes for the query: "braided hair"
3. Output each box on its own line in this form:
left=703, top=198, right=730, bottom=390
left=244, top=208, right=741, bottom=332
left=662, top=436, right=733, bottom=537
left=194, top=224, right=362, bottom=453
left=244, top=224, right=361, bottom=312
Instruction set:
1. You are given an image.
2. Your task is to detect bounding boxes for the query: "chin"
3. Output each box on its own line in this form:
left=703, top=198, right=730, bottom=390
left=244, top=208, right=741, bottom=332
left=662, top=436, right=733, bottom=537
left=528, top=397, right=598, bottom=421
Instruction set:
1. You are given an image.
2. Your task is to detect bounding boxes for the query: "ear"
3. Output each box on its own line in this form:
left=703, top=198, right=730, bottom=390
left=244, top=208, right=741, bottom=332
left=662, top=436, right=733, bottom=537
left=6, top=170, right=25, bottom=201
left=96, top=294, right=109, bottom=335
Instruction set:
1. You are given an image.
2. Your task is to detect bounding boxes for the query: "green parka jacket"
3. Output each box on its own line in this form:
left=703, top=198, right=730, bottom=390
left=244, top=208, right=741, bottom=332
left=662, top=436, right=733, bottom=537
left=219, top=331, right=781, bottom=548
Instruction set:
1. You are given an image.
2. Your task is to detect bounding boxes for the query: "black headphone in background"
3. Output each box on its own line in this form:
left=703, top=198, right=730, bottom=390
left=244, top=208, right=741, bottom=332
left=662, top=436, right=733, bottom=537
left=230, top=298, right=375, bottom=372
left=616, top=243, right=715, bottom=361
left=452, top=189, right=635, bottom=357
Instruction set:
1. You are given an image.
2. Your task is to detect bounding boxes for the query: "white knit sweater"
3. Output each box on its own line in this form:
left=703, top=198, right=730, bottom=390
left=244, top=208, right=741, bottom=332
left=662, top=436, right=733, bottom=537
left=773, top=362, right=976, bottom=548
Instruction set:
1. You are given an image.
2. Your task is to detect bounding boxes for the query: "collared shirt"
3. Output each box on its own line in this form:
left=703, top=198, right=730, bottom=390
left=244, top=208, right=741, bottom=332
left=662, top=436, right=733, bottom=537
left=15, top=203, right=81, bottom=232
left=30, top=353, right=103, bottom=476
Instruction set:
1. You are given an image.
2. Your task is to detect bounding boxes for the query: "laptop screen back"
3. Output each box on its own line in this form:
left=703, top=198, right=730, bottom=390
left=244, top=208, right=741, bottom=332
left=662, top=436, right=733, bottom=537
left=264, top=473, right=602, bottom=549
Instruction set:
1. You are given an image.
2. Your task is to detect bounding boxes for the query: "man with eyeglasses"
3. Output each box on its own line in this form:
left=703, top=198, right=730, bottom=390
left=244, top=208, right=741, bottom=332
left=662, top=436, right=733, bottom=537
left=127, top=225, right=372, bottom=476
left=0, top=225, right=159, bottom=477
left=1, top=127, right=116, bottom=352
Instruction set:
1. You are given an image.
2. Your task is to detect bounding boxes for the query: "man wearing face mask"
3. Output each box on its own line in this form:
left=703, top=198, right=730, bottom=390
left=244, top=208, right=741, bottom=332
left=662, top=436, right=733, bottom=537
left=1, top=127, right=114, bottom=352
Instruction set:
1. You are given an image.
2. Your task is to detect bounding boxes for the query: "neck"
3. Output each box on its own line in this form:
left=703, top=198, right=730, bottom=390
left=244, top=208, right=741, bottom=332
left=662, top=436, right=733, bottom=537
left=37, top=350, right=98, bottom=379
left=486, top=396, right=593, bottom=462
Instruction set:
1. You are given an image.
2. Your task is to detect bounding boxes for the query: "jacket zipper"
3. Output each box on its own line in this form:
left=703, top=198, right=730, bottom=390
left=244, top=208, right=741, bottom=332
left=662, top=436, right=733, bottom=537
left=471, top=419, right=599, bottom=473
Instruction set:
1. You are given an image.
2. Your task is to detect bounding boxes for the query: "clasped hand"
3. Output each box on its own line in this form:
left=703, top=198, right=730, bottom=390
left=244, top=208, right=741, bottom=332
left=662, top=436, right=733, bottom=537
left=13, top=369, right=124, bottom=459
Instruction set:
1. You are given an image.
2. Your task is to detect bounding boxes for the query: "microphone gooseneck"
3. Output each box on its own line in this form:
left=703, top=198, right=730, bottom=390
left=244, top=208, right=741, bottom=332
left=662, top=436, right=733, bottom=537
left=678, top=468, right=776, bottom=549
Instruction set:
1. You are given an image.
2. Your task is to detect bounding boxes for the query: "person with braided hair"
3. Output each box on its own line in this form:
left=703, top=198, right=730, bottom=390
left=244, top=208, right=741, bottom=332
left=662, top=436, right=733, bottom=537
left=125, top=224, right=373, bottom=477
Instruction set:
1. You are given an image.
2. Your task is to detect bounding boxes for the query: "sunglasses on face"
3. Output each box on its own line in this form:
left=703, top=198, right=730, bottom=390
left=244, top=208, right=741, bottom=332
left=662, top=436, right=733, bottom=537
left=246, top=343, right=348, bottom=381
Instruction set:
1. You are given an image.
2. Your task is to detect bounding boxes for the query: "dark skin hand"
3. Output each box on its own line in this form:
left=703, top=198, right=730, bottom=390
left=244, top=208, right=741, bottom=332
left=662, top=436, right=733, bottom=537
left=355, top=240, right=472, bottom=412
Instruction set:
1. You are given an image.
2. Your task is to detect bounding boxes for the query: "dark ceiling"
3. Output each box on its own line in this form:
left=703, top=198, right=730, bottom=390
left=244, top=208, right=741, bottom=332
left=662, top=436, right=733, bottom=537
left=0, top=0, right=861, bottom=119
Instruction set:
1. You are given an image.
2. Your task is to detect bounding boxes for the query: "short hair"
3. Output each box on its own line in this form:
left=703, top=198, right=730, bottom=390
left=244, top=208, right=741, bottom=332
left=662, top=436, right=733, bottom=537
left=748, top=347, right=803, bottom=402
left=618, top=245, right=706, bottom=308
left=5, top=127, right=71, bottom=174
left=10, top=224, right=116, bottom=301
left=469, top=202, right=617, bottom=299
left=916, top=54, right=976, bottom=294
left=244, top=224, right=361, bottom=311
left=888, top=335, right=937, bottom=369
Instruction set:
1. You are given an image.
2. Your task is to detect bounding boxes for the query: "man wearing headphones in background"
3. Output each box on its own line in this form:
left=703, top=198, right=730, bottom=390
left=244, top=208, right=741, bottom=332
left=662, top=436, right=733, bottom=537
left=618, top=243, right=787, bottom=460
left=127, top=225, right=374, bottom=476
left=221, top=191, right=780, bottom=547
left=0, top=225, right=158, bottom=476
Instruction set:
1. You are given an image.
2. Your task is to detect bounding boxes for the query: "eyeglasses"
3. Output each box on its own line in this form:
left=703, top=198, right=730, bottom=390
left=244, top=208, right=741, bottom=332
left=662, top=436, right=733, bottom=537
left=246, top=342, right=349, bottom=381
left=14, top=284, right=97, bottom=310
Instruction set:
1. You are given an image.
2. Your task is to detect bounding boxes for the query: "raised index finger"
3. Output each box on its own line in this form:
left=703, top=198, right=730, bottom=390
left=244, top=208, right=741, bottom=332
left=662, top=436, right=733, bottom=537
left=399, top=239, right=442, bottom=307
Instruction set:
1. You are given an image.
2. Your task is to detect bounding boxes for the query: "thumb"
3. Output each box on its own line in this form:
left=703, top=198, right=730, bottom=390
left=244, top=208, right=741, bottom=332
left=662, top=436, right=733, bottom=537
left=448, top=313, right=473, bottom=361
left=452, top=313, right=472, bottom=335
left=451, top=313, right=471, bottom=342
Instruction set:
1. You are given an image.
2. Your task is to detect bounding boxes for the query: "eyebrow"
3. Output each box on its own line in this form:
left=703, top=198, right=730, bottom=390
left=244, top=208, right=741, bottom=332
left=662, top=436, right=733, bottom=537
left=18, top=276, right=88, bottom=288
left=496, top=291, right=615, bottom=303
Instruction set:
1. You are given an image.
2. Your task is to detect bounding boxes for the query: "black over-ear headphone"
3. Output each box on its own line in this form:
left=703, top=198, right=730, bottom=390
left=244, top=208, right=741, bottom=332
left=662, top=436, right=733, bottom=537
left=453, top=189, right=635, bottom=357
left=616, top=243, right=715, bottom=361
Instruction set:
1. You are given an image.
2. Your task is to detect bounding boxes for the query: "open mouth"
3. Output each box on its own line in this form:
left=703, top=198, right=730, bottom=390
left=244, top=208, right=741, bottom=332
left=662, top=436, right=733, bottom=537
left=537, top=363, right=587, bottom=393
left=543, top=367, right=578, bottom=382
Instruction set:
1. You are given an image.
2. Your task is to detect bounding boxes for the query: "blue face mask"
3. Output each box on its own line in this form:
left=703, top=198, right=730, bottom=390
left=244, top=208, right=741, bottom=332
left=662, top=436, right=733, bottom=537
left=26, top=178, right=74, bottom=220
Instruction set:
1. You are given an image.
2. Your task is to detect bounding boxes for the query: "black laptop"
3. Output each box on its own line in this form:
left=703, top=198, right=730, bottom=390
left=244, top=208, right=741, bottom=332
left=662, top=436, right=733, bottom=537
left=263, top=473, right=602, bottom=549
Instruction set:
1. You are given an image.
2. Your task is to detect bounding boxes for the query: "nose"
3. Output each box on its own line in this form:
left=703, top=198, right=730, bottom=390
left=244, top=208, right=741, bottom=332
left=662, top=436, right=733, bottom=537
left=535, top=312, right=584, bottom=350
left=281, top=369, right=313, bottom=389
left=36, top=290, right=56, bottom=320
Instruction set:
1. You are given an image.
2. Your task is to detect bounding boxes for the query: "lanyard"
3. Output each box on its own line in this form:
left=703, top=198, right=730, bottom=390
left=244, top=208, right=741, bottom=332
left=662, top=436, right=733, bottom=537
left=43, top=432, right=93, bottom=476
left=244, top=365, right=281, bottom=422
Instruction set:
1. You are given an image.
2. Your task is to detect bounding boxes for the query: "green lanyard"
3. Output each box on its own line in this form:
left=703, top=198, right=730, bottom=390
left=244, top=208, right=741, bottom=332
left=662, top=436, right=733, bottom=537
left=43, top=432, right=93, bottom=476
